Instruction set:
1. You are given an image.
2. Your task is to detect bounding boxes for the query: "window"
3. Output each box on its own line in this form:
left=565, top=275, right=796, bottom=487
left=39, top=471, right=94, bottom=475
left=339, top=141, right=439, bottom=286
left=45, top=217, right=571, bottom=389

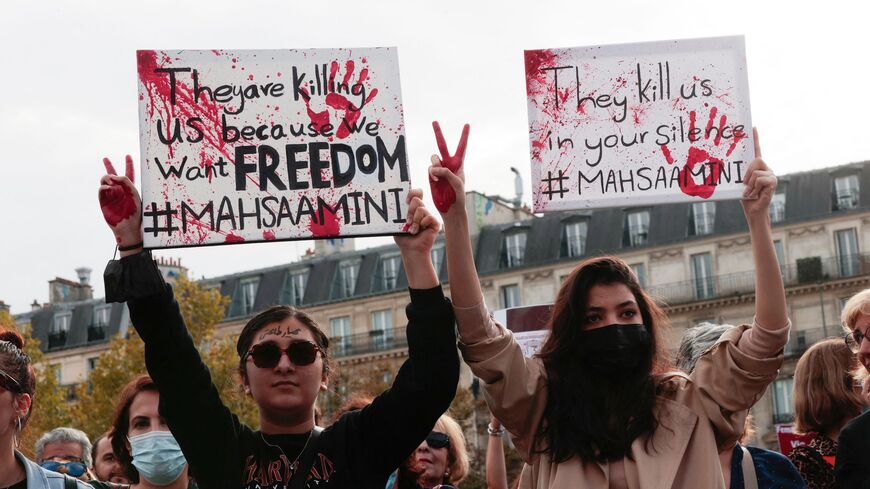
left=231, top=277, right=260, bottom=317
left=374, top=254, right=401, bottom=291
left=52, top=364, right=62, bottom=384
left=502, top=230, right=527, bottom=268
left=281, top=269, right=309, bottom=306
left=371, top=309, right=393, bottom=350
left=691, top=252, right=715, bottom=300
left=835, top=228, right=860, bottom=277
left=691, top=202, right=716, bottom=236
left=330, top=316, right=351, bottom=355
left=332, top=259, right=361, bottom=299
left=430, top=244, right=445, bottom=276
left=561, top=220, right=588, bottom=258
left=92, top=305, right=111, bottom=327
left=772, top=378, right=795, bottom=424
left=834, top=174, right=860, bottom=210
left=769, top=192, right=786, bottom=223
left=87, top=357, right=98, bottom=375
left=774, top=240, right=786, bottom=278
left=625, top=210, right=650, bottom=247
left=630, top=263, right=647, bottom=288
left=500, top=284, right=520, bottom=308
left=51, top=312, right=71, bottom=335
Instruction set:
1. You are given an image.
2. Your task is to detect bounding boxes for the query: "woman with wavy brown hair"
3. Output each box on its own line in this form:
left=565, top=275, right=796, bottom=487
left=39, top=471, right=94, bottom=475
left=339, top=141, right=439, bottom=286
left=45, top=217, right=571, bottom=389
left=430, top=125, right=790, bottom=489
left=787, top=338, right=863, bottom=489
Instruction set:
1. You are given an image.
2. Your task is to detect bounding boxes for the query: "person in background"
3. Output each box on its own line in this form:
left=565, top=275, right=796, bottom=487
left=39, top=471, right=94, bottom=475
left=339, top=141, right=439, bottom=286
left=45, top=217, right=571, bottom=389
left=395, top=413, right=469, bottom=489
left=87, top=374, right=194, bottom=489
left=676, top=323, right=805, bottom=489
left=834, top=289, right=870, bottom=488
left=91, top=431, right=131, bottom=484
left=35, top=427, right=96, bottom=481
left=788, top=338, right=863, bottom=489
left=0, top=328, right=92, bottom=489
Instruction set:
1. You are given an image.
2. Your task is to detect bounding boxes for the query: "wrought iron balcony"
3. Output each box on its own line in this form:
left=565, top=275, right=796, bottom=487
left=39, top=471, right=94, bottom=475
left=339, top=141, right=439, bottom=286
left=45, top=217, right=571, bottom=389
left=647, top=253, right=870, bottom=305
left=330, top=326, right=407, bottom=358
left=47, top=331, right=67, bottom=349
left=784, top=326, right=843, bottom=358
left=87, top=324, right=107, bottom=342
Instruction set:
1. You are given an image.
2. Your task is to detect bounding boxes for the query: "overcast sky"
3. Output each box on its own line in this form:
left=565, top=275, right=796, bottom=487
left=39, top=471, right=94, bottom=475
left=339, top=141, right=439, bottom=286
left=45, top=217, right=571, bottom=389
left=1, top=0, right=868, bottom=314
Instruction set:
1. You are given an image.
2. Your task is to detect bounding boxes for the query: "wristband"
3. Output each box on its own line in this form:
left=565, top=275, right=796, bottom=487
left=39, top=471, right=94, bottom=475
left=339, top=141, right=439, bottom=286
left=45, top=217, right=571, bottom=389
left=118, top=241, right=144, bottom=252
left=487, top=424, right=505, bottom=436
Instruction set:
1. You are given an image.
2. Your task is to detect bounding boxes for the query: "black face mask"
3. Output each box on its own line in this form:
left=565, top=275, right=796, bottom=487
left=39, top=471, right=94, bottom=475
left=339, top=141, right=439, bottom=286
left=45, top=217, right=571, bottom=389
left=578, top=324, right=651, bottom=375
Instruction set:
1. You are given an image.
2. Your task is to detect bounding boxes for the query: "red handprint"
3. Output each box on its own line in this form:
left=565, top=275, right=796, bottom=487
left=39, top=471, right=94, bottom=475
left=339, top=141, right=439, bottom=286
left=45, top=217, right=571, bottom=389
left=430, top=121, right=470, bottom=213
left=302, top=60, right=379, bottom=139
left=660, top=106, right=747, bottom=199
left=99, top=155, right=139, bottom=227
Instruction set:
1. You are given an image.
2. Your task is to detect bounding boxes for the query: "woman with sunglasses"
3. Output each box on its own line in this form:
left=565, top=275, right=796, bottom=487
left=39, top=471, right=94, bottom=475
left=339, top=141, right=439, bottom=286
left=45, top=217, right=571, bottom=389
left=430, top=126, right=791, bottom=488
left=834, top=289, right=870, bottom=488
left=97, top=156, right=459, bottom=489
left=394, top=414, right=468, bottom=489
left=0, top=328, right=92, bottom=489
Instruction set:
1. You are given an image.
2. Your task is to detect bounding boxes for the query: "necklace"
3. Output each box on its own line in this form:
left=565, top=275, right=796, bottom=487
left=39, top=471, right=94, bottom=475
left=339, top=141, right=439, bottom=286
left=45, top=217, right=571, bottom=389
left=259, top=429, right=314, bottom=476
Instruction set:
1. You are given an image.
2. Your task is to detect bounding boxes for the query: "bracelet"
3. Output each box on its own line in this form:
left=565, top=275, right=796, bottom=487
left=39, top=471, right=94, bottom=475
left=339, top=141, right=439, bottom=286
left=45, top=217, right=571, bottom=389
left=487, top=424, right=505, bottom=436
left=118, top=241, right=144, bottom=252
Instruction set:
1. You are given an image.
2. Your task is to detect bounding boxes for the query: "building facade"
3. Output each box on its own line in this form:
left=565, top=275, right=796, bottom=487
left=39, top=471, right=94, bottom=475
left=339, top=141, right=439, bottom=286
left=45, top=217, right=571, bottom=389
left=14, top=162, right=870, bottom=450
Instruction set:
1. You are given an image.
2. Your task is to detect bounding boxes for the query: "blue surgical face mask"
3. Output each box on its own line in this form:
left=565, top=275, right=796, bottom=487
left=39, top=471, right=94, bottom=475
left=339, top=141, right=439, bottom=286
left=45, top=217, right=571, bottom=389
left=128, top=431, right=187, bottom=486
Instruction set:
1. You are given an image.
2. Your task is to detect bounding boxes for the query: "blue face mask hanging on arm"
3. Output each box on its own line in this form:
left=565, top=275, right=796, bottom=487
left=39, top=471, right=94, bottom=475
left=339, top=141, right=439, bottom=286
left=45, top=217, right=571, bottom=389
left=129, top=431, right=188, bottom=486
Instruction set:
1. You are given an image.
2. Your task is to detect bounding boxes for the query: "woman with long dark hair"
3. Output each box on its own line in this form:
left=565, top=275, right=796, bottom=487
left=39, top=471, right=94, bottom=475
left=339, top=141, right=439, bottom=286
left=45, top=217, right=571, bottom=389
left=97, top=155, right=459, bottom=489
left=429, top=126, right=790, bottom=488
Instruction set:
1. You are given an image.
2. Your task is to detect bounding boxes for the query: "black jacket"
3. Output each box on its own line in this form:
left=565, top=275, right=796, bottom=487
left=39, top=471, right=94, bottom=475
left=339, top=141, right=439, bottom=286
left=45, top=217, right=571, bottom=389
left=109, top=251, right=459, bottom=489
left=835, top=409, right=870, bottom=489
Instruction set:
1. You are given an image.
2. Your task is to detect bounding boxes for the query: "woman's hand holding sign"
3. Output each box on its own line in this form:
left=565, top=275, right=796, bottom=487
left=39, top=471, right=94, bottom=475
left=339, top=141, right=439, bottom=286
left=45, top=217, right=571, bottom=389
left=429, top=121, right=470, bottom=214
left=99, top=155, right=144, bottom=256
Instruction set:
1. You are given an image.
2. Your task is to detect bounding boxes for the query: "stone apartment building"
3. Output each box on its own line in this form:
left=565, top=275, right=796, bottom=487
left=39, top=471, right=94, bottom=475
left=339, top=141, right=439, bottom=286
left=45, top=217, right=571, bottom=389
left=12, top=161, right=870, bottom=449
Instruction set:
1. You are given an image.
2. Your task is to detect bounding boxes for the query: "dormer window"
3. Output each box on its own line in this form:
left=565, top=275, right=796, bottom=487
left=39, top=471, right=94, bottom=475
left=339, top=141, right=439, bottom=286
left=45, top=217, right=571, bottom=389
left=624, top=210, right=650, bottom=247
left=561, top=220, right=588, bottom=258
left=281, top=269, right=309, bottom=306
left=769, top=192, right=786, bottom=223
left=332, top=259, right=361, bottom=299
left=501, top=228, right=528, bottom=268
left=834, top=174, right=859, bottom=210
left=231, top=277, right=260, bottom=317
left=49, top=312, right=71, bottom=349
left=92, top=305, right=111, bottom=328
left=690, top=202, right=716, bottom=236
left=374, top=254, right=401, bottom=291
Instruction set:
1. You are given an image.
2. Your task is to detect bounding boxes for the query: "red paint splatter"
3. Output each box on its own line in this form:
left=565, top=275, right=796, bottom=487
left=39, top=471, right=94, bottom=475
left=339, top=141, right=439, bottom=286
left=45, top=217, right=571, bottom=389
left=524, top=49, right=558, bottom=91
left=726, top=127, right=746, bottom=157
left=309, top=205, right=341, bottom=237
left=225, top=232, right=246, bottom=243
left=263, top=230, right=276, bottom=240
left=660, top=145, right=675, bottom=165
left=99, top=185, right=137, bottom=227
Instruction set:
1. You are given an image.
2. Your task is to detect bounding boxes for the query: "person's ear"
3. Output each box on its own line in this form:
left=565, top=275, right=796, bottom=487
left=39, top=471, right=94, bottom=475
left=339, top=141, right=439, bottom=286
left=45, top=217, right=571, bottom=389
left=241, top=371, right=252, bottom=396
left=14, top=393, right=31, bottom=419
left=320, top=371, right=329, bottom=392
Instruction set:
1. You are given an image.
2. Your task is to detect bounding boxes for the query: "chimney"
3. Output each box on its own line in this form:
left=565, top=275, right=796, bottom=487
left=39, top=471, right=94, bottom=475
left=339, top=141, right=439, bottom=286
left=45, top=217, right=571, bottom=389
left=75, top=267, right=92, bottom=286
left=510, top=167, right=524, bottom=208
left=0, top=300, right=9, bottom=314
left=31, top=300, right=40, bottom=311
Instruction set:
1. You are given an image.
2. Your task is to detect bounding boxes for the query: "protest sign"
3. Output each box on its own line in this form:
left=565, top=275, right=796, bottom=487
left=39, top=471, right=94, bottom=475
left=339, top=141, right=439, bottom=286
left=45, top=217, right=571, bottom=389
left=136, top=48, right=409, bottom=248
left=493, top=304, right=552, bottom=357
left=525, top=36, right=753, bottom=212
left=775, top=423, right=813, bottom=457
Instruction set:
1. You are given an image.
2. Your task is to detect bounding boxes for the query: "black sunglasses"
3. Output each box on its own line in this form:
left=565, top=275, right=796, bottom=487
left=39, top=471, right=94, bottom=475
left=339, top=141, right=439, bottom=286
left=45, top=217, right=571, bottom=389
left=245, top=341, right=322, bottom=369
left=845, top=328, right=867, bottom=353
left=0, top=368, right=21, bottom=393
left=426, top=431, right=450, bottom=449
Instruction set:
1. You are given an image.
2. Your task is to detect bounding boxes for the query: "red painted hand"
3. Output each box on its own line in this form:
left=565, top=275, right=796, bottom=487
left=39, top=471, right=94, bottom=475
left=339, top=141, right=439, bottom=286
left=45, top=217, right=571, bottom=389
left=430, top=121, right=470, bottom=213
left=659, top=105, right=747, bottom=199
left=99, top=155, right=142, bottom=246
left=302, top=60, right=379, bottom=139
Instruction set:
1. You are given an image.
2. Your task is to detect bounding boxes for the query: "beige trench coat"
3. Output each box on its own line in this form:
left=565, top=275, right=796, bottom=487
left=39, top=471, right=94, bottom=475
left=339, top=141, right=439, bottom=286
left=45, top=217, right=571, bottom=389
left=456, top=303, right=789, bottom=489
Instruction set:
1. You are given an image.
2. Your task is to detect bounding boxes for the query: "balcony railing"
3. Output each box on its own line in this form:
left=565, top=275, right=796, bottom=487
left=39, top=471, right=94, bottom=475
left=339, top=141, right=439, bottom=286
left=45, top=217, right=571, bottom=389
left=87, top=324, right=107, bottom=342
left=330, top=326, right=407, bottom=358
left=647, top=253, right=870, bottom=305
left=47, top=331, right=67, bottom=349
left=784, top=326, right=842, bottom=358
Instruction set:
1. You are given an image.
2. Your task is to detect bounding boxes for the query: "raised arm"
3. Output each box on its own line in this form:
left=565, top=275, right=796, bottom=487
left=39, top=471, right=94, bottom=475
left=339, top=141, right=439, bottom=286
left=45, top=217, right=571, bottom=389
left=739, top=129, right=790, bottom=347
left=428, top=122, right=490, bottom=343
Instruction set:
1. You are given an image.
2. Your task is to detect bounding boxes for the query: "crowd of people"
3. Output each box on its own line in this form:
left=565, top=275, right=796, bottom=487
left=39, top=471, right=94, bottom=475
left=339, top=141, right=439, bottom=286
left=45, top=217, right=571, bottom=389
left=1, top=127, right=869, bottom=489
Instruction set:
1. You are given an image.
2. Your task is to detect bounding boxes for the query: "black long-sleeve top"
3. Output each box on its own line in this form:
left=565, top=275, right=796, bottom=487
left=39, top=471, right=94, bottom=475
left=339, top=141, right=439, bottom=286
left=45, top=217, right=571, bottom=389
left=835, top=410, right=870, bottom=489
left=108, top=251, right=459, bottom=489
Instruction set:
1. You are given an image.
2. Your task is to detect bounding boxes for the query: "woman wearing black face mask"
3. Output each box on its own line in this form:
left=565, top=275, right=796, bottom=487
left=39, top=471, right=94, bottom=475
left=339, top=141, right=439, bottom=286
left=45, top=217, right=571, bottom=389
left=430, top=126, right=790, bottom=489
